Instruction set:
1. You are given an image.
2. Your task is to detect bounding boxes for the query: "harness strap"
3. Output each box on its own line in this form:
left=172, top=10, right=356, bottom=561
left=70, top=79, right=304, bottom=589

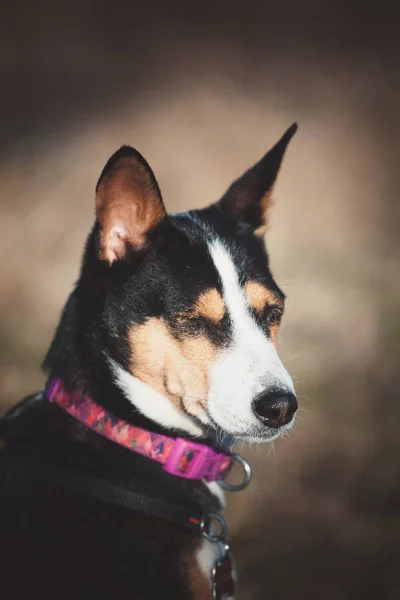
left=0, top=455, right=203, bottom=533
left=0, top=453, right=236, bottom=598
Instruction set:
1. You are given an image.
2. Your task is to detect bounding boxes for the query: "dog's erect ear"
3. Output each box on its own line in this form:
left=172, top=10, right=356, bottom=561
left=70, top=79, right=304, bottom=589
left=217, top=123, right=297, bottom=236
left=95, top=146, right=167, bottom=264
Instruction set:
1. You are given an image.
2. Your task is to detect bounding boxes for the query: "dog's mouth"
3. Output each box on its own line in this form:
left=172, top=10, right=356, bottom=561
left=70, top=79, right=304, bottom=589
left=198, top=407, right=291, bottom=445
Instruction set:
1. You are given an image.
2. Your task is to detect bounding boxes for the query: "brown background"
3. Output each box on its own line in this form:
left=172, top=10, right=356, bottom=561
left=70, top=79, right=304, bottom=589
left=1, top=1, right=400, bottom=598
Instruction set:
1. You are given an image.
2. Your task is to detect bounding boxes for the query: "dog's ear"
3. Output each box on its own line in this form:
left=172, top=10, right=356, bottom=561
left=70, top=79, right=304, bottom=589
left=217, top=123, right=297, bottom=236
left=95, top=146, right=168, bottom=264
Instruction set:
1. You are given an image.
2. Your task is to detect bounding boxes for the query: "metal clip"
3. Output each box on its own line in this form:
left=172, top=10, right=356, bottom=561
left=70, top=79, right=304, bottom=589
left=218, top=453, right=252, bottom=492
left=200, top=512, right=227, bottom=543
left=212, top=543, right=236, bottom=599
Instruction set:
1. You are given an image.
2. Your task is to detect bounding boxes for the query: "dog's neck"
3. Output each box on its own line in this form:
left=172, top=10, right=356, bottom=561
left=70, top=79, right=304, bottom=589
left=45, top=360, right=209, bottom=444
left=42, top=289, right=218, bottom=446
left=5, top=321, right=225, bottom=513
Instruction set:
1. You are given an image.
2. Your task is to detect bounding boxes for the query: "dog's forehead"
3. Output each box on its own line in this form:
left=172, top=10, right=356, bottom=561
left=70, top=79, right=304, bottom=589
left=119, top=209, right=282, bottom=322
left=170, top=211, right=279, bottom=290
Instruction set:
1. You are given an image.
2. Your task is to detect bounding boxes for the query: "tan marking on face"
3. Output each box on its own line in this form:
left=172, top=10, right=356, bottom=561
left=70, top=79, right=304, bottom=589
left=245, top=281, right=283, bottom=346
left=269, top=323, right=279, bottom=346
left=129, top=317, right=219, bottom=417
left=245, top=281, right=280, bottom=313
left=193, top=288, right=225, bottom=322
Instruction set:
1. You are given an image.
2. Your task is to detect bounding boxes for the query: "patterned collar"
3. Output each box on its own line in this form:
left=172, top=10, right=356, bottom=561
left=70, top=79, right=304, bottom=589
left=45, top=378, right=234, bottom=483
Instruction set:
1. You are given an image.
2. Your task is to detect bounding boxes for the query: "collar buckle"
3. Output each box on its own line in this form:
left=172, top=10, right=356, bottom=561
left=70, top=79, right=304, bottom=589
left=163, top=438, right=233, bottom=482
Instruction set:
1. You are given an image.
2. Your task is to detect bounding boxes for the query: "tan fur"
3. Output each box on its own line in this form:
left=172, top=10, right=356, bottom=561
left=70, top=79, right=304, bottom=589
left=245, top=281, right=280, bottom=313
left=254, top=189, right=274, bottom=237
left=220, top=185, right=274, bottom=238
left=269, top=323, right=279, bottom=346
left=96, top=159, right=166, bottom=263
left=254, top=224, right=267, bottom=237
left=129, top=317, right=218, bottom=417
left=245, top=281, right=283, bottom=346
left=193, top=289, right=225, bottom=322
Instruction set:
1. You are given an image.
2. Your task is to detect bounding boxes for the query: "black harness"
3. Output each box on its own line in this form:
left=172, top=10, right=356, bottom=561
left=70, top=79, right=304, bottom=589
left=0, top=394, right=243, bottom=598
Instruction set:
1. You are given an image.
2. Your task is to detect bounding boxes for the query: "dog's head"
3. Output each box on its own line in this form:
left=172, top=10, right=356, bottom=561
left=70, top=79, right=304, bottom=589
left=82, top=125, right=297, bottom=443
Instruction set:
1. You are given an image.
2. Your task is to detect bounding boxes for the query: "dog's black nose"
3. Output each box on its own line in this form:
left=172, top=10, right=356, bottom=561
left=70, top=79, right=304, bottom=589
left=253, top=391, right=298, bottom=428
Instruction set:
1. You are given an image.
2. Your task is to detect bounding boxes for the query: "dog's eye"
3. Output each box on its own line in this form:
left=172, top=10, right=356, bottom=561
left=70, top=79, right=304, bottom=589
left=175, top=314, right=205, bottom=336
left=188, top=317, right=206, bottom=335
left=262, top=305, right=284, bottom=324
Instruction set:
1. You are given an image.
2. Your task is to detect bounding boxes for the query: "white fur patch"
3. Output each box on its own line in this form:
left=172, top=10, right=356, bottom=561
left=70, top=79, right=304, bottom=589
left=207, top=240, right=295, bottom=442
left=203, top=480, right=226, bottom=509
left=197, top=540, right=236, bottom=600
left=196, top=540, right=217, bottom=594
left=197, top=539, right=218, bottom=579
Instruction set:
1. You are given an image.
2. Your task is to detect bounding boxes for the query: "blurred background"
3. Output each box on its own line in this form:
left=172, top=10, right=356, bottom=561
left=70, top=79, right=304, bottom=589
left=1, top=1, right=399, bottom=597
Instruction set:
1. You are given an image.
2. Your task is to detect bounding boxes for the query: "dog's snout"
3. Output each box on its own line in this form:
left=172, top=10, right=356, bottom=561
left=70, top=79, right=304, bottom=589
left=253, top=391, right=298, bottom=428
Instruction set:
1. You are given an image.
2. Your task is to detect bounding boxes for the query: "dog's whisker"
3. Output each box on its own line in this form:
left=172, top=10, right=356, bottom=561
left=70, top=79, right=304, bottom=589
left=266, top=441, right=276, bottom=459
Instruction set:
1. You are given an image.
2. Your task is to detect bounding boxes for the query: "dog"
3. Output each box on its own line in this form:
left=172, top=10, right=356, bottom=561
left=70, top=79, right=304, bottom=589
left=0, top=123, right=298, bottom=599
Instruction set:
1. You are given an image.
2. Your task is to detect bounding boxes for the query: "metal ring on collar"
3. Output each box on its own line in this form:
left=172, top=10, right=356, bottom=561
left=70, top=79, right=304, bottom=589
left=218, top=453, right=252, bottom=492
left=200, top=513, right=227, bottom=543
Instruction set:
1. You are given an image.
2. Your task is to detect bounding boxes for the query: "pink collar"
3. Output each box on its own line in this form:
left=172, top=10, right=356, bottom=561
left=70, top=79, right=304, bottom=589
left=46, top=378, right=234, bottom=483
